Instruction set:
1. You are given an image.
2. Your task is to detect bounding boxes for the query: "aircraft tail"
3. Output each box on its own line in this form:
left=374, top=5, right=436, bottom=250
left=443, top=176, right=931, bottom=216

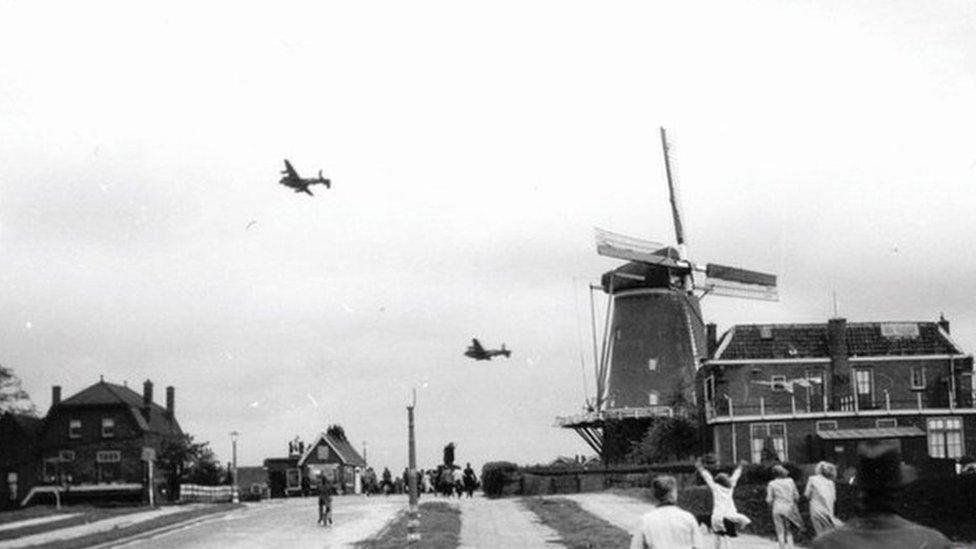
left=502, top=344, right=511, bottom=357
left=318, top=170, right=332, bottom=188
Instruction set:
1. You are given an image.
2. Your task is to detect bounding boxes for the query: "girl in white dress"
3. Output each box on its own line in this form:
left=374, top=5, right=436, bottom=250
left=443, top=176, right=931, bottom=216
left=696, top=459, right=752, bottom=549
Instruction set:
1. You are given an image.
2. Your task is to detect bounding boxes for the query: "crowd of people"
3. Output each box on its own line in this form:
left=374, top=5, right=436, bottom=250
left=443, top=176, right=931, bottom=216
left=631, top=441, right=953, bottom=549
left=356, top=463, right=479, bottom=498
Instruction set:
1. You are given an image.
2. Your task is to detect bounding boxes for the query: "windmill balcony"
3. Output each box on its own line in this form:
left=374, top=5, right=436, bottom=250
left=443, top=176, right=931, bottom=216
left=705, top=388, right=976, bottom=425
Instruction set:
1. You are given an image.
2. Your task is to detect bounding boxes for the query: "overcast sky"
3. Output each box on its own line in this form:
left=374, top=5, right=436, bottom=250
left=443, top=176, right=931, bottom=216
left=2, top=1, right=976, bottom=471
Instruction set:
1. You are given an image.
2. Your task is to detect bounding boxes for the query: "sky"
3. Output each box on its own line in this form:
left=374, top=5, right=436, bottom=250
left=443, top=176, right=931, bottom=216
left=2, top=1, right=976, bottom=471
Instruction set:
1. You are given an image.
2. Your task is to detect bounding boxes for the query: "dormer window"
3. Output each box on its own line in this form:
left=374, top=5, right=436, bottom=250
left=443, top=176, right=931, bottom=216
left=101, top=417, right=115, bottom=438
left=69, top=419, right=81, bottom=439
left=648, top=391, right=660, bottom=406
left=647, top=358, right=657, bottom=371
left=771, top=375, right=786, bottom=391
left=759, top=326, right=773, bottom=340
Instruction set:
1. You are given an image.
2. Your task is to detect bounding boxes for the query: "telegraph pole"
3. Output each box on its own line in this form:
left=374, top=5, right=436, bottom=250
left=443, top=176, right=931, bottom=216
left=407, top=389, right=420, bottom=544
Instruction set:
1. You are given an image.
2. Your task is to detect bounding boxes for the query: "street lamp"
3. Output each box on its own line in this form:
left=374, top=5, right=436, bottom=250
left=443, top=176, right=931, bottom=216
left=230, top=431, right=240, bottom=504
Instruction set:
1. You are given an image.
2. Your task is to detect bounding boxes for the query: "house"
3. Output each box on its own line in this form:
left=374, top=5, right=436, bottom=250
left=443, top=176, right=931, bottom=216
left=297, top=430, right=368, bottom=494
left=698, top=316, right=975, bottom=478
left=0, top=413, right=43, bottom=509
left=35, top=378, right=183, bottom=503
left=263, top=429, right=368, bottom=497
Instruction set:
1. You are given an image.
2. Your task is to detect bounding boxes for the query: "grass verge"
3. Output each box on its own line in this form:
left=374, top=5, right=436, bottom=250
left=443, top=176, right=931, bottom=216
left=354, top=501, right=460, bottom=549
left=0, top=506, right=149, bottom=542
left=521, top=496, right=631, bottom=549
left=15, top=503, right=242, bottom=549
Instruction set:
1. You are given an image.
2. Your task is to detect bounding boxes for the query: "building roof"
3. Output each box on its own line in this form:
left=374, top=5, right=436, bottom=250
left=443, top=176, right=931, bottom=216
left=817, top=426, right=925, bottom=440
left=714, top=321, right=962, bottom=361
left=56, top=380, right=182, bottom=437
left=297, top=432, right=367, bottom=468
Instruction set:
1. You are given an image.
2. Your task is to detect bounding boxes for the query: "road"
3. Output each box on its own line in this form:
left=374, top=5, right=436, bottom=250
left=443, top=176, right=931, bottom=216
left=116, top=495, right=406, bottom=549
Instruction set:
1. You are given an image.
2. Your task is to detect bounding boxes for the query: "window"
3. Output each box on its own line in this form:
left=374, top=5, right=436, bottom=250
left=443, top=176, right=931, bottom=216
left=96, top=451, right=121, bottom=463
left=816, top=420, right=837, bottom=432
left=928, top=417, right=964, bottom=459
left=760, top=326, right=773, bottom=340
left=750, top=423, right=787, bottom=463
left=59, top=450, right=75, bottom=462
left=648, top=391, right=659, bottom=406
left=647, top=358, right=657, bottom=371
left=704, top=376, right=715, bottom=403
left=101, top=418, right=115, bottom=438
left=910, top=367, right=926, bottom=390
left=876, top=418, right=897, bottom=428
left=68, top=420, right=81, bottom=439
left=771, top=375, right=786, bottom=392
left=854, top=369, right=874, bottom=408
left=806, top=370, right=824, bottom=411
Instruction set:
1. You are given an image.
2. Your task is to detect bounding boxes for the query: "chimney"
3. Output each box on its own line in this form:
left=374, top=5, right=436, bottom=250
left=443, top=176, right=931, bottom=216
left=827, top=318, right=848, bottom=411
left=939, top=313, right=950, bottom=334
left=166, top=386, right=175, bottom=417
left=52, top=386, right=62, bottom=407
left=142, top=380, right=154, bottom=420
left=706, top=323, right=718, bottom=359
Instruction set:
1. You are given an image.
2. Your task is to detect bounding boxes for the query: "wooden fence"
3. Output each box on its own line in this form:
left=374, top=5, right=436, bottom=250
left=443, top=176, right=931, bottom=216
left=179, top=484, right=233, bottom=503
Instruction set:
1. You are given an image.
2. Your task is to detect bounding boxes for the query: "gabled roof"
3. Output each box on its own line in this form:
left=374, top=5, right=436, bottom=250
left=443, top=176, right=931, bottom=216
left=297, top=432, right=367, bottom=468
left=56, top=380, right=182, bottom=437
left=714, top=321, right=963, bottom=361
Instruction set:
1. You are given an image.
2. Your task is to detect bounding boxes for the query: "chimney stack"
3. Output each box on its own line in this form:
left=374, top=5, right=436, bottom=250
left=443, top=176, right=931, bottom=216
left=142, top=380, right=154, bottom=420
left=52, top=386, right=61, bottom=407
left=706, top=323, right=718, bottom=359
left=939, top=313, right=950, bottom=334
left=827, top=318, right=848, bottom=411
left=166, top=386, right=175, bottom=417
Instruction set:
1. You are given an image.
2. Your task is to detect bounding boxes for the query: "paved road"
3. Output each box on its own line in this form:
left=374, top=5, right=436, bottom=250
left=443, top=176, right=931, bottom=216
left=116, top=495, right=405, bottom=549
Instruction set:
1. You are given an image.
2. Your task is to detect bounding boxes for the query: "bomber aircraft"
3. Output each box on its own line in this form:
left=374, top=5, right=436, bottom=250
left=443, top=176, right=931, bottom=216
left=279, top=159, right=331, bottom=196
left=464, top=339, right=511, bottom=361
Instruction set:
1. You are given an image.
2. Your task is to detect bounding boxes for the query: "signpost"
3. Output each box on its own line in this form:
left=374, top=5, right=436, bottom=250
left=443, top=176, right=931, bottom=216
left=141, top=447, right=157, bottom=507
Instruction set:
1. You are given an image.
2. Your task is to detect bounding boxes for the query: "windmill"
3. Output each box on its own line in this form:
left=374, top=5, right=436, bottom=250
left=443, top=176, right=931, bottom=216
left=558, top=128, right=779, bottom=462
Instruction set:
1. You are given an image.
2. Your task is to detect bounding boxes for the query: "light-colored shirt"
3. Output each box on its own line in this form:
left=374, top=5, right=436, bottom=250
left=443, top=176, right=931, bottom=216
left=766, top=477, right=799, bottom=515
left=630, top=504, right=705, bottom=549
left=698, top=466, right=751, bottom=531
left=805, top=475, right=836, bottom=516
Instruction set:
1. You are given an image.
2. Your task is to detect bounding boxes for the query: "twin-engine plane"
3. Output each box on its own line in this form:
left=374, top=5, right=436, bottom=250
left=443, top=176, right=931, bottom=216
left=280, top=159, right=331, bottom=196
left=464, top=338, right=511, bottom=361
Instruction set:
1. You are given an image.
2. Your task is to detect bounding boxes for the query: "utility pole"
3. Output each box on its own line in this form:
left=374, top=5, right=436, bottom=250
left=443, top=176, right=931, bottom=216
left=230, top=431, right=239, bottom=504
left=407, top=389, right=420, bottom=544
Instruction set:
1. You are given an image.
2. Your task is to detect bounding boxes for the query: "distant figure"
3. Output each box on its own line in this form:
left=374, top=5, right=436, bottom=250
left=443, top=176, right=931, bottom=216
left=422, top=469, right=434, bottom=494
left=696, top=459, right=751, bottom=549
left=805, top=461, right=842, bottom=536
left=766, top=465, right=802, bottom=549
left=811, top=441, right=952, bottom=549
left=463, top=463, right=478, bottom=497
left=381, top=467, right=392, bottom=496
left=454, top=467, right=464, bottom=498
left=630, top=475, right=704, bottom=549
left=318, top=479, right=334, bottom=526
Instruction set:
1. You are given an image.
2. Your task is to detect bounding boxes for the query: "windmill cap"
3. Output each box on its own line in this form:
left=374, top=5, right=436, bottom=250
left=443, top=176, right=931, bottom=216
left=855, top=440, right=917, bottom=490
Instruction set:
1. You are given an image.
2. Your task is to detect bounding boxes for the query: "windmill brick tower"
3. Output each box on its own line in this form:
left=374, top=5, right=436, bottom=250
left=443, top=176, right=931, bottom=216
left=558, top=128, right=778, bottom=463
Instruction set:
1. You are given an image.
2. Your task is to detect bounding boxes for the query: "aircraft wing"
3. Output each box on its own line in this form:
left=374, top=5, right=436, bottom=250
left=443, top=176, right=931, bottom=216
left=471, top=339, right=485, bottom=354
left=283, top=159, right=300, bottom=179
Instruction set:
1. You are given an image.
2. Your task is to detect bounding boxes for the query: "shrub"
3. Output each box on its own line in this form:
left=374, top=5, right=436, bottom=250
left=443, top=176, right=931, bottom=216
left=481, top=461, right=518, bottom=498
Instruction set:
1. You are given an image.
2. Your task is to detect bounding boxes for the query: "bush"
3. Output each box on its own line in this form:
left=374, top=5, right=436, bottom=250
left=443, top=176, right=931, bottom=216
left=481, top=461, right=518, bottom=498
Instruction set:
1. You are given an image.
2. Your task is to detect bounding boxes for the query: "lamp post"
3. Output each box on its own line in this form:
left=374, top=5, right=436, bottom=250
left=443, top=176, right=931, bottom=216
left=230, top=431, right=240, bottom=504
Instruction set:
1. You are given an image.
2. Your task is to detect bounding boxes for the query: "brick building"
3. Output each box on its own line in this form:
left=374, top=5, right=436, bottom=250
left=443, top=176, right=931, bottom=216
left=2, top=378, right=183, bottom=505
left=698, top=317, right=974, bottom=477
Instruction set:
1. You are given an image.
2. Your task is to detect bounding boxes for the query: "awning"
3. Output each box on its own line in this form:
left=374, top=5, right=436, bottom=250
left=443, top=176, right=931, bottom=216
left=817, top=426, right=925, bottom=440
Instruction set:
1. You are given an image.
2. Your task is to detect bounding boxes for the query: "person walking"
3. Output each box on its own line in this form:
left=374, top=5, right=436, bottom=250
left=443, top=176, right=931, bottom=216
left=805, top=461, right=841, bottom=536
left=696, top=459, right=751, bottom=549
left=766, top=464, right=802, bottom=549
left=811, top=441, right=951, bottom=549
left=317, top=478, right=334, bottom=526
left=630, top=475, right=705, bottom=549
left=463, top=462, right=478, bottom=497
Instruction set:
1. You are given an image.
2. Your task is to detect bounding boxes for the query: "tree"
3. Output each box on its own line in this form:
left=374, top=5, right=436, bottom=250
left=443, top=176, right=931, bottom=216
left=0, top=363, right=36, bottom=416
left=627, top=416, right=701, bottom=464
left=327, top=424, right=347, bottom=442
left=159, top=433, right=226, bottom=498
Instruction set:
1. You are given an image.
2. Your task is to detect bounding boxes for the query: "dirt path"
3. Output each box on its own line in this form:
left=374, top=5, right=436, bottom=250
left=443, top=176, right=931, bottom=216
left=455, top=495, right=564, bottom=548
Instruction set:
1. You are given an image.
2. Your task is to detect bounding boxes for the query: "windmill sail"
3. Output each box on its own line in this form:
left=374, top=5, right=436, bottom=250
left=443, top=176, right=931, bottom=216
left=701, top=263, right=778, bottom=301
left=594, top=227, right=682, bottom=269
